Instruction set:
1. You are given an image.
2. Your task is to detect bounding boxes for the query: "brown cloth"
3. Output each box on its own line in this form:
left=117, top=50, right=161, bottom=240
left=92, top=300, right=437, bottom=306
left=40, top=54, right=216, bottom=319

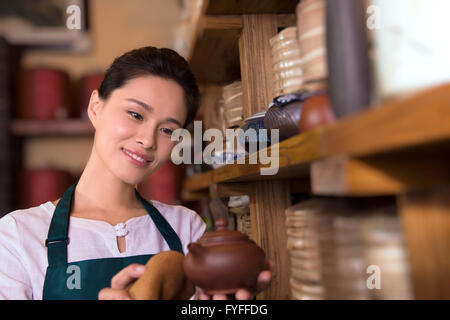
left=127, top=250, right=195, bottom=300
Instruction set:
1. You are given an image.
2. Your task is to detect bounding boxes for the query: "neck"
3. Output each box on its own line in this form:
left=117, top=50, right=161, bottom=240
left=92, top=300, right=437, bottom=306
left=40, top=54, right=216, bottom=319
left=74, top=149, right=143, bottom=217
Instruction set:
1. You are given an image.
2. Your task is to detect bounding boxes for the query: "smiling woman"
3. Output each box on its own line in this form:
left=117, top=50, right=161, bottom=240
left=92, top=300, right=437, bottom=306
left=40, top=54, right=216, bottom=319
left=0, top=46, right=272, bottom=300
left=88, top=74, right=188, bottom=185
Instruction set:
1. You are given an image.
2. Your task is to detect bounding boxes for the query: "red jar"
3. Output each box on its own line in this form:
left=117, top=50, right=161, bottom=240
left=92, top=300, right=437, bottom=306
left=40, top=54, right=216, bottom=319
left=19, top=169, right=74, bottom=208
left=138, top=162, right=184, bottom=205
left=17, top=68, right=71, bottom=120
left=78, top=72, right=104, bottom=119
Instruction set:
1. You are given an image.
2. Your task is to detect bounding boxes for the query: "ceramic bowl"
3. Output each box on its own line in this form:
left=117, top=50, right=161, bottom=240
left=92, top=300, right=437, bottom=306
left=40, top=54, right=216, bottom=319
left=239, top=111, right=269, bottom=153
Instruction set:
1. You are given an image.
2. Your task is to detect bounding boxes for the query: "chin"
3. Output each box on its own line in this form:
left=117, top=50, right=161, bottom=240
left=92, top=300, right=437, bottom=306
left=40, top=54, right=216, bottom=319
left=118, top=176, right=142, bottom=186
left=117, top=165, right=159, bottom=186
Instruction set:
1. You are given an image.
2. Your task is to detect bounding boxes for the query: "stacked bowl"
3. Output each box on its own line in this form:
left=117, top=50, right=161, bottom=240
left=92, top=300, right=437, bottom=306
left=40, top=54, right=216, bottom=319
left=222, top=81, right=244, bottom=129
left=296, top=0, right=328, bottom=90
left=286, top=199, right=413, bottom=300
left=270, top=27, right=303, bottom=97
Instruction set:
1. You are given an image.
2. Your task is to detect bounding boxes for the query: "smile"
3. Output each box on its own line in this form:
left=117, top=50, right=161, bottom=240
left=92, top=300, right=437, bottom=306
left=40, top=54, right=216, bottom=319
left=122, top=148, right=152, bottom=167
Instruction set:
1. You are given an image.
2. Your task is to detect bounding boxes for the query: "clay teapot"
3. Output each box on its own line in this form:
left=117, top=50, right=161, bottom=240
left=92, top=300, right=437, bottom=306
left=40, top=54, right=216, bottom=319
left=183, top=218, right=268, bottom=295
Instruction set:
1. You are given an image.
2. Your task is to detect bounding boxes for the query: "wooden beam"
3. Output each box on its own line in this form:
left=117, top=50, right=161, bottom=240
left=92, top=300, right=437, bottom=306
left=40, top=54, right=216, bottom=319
left=205, top=0, right=300, bottom=15
left=201, top=14, right=296, bottom=31
left=311, top=147, right=450, bottom=196
left=239, top=14, right=277, bottom=118
left=322, top=84, right=450, bottom=157
left=398, top=187, right=450, bottom=299
left=276, top=14, right=297, bottom=28
left=181, top=189, right=210, bottom=202
left=183, top=171, right=214, bottom=192
left=202, top=15, right=243, bottom=30
left=239, top=14, right=291, bottom=300
left=209, top=182, right=255, bottom=198
left=251, top=180, right=291, bottom=300
left=183, top=178, right=309, bottom=201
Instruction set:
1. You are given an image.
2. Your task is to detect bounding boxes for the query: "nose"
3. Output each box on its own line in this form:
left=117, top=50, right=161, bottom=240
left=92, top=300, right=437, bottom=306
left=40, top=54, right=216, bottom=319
left=136, top=125, right=156, bottom=150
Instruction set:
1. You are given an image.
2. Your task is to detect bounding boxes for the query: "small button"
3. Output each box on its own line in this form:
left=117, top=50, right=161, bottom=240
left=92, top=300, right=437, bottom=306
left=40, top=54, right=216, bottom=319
left=114, top=223, right=129, bottom=237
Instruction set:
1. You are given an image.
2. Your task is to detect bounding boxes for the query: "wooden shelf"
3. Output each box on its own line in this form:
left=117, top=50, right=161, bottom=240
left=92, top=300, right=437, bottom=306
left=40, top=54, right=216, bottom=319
left=190, top=14, right=296, bottom=84
left=184, top=128, right=321, bottom=193
left=10, top=119, right=94, bottom=136
left=190, top=25, right=242, bottom=84
left=205, top=0, right=300, bottom=15
left=321, top=84, right=450, bottom=157
left=183, top=84, right=450, bottom=195
left=184, top=2, right=450, bottom=300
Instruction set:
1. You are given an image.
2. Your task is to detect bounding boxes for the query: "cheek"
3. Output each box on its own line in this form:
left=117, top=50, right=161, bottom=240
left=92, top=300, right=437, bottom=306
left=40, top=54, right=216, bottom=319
left=104, top=115, right=136, bottom=142
left=156, top=138, right=177, bottom=161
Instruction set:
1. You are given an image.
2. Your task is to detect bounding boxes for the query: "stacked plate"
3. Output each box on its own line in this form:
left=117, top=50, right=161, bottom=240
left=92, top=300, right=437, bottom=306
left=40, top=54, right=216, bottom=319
left=318, top=212, right=370, bottom=300
left=270, top=27, right=303, bottom=97
left=286, top=199, right=413, bottom=300
left=222, top=81, right=244, bottom=129
left=359, top=210, right=414, bottom=299
left=216, top=97, right=227, bottom=135
left=286, top=200, right=328, bottom=300
left=296, top=0, right=328, bottom=90
left=229, top=206, right=252, bottom=240
left=228, top=196, right=252, bottom=239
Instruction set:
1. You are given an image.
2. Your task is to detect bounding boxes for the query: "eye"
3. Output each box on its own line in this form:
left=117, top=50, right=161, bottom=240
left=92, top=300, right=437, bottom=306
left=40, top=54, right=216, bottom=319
left=127, top=111, right=143, bottom=121
left=160, top=127, right=174, bottom=136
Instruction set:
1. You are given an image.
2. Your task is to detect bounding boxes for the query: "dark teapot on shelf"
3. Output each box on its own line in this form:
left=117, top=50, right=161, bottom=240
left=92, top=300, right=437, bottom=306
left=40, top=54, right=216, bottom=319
left=183, top=218, right=268, bottom=295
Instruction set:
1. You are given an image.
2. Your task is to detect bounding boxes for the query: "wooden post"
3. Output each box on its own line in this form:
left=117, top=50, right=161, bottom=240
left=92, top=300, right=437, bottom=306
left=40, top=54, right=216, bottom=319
left=239, top=14, right=292, bottom=299
left=239, top=14, right=277, bottom=118
left=251, top=181, right=291, bottom=299
left=398, top=187, right=450, bottom=299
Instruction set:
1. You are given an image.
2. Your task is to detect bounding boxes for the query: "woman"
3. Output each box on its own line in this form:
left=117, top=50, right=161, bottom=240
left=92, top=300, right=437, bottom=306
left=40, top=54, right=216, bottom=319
left=0, top=47, right=272, bottom=300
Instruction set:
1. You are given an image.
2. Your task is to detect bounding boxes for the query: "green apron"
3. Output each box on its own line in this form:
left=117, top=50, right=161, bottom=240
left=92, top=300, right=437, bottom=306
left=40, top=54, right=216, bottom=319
left=42, top=183, right=183, bottom=300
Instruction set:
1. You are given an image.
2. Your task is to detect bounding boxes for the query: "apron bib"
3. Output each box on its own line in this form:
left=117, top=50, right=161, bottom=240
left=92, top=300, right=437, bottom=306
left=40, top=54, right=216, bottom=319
left=42, top=183, right=183, bottom=300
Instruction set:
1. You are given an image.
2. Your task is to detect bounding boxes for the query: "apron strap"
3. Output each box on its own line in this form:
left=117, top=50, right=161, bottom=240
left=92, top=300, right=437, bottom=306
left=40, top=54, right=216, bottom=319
left=45, top=183, right=184, bottom=267
left=135, top=189, right=183, bottom=253
left=45, top=183, right=76, bottom=267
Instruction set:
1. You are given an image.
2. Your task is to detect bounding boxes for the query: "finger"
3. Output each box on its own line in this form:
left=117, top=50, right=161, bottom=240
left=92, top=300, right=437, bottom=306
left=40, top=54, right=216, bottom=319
left=266, top=260, right=276, bottom=272
left=212, top=294, right=228, bottom=300
left=258, top=270, right=272, bottom=283
left=235, top=289, right=252, bottom=300
left=110, top=264, right=146, bottom=289
left=98, top=288, right=131, bottom=300
left=256, top=270, right=272, bottom=293
left=198, top=290, right=211, bottom=300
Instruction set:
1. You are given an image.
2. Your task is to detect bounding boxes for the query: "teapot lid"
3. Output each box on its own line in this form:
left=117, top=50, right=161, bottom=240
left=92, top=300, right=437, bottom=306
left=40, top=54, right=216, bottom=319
left=198, top=218, right=249, bottom=245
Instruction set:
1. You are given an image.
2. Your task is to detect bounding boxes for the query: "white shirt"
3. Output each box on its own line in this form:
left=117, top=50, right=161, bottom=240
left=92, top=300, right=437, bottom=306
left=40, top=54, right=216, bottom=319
left=0, top=200, right=206, bottom=300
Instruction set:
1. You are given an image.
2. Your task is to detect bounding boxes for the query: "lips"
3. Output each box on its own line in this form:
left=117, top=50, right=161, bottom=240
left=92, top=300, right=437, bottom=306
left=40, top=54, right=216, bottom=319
left=122, top=147, right=153, bottom=167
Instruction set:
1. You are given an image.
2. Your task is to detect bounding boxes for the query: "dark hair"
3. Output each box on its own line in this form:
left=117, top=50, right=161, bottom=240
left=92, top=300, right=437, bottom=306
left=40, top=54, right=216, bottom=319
left=98, top=46, right=199, bottom=127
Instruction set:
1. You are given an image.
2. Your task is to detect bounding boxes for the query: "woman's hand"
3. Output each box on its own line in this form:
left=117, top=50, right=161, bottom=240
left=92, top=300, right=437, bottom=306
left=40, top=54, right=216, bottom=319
left=98, top=263, right=146, bottom=300
left=197, top=260, right=275, bottom=300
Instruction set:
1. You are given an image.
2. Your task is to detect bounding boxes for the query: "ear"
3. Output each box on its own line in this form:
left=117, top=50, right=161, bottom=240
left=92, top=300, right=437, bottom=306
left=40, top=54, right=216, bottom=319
left=87, top=90, right=103, bottom=129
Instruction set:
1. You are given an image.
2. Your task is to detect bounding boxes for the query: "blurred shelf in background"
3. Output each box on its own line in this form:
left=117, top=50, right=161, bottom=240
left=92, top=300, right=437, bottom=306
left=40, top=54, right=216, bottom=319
left=182, top=0, right=450, bottom=300
left=10, top=119, right=94, bottom=136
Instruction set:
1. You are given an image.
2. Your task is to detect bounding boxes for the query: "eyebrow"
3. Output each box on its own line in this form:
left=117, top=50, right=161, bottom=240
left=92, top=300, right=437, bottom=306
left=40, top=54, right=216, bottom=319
left=126, top=98, right=183, bottom=127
